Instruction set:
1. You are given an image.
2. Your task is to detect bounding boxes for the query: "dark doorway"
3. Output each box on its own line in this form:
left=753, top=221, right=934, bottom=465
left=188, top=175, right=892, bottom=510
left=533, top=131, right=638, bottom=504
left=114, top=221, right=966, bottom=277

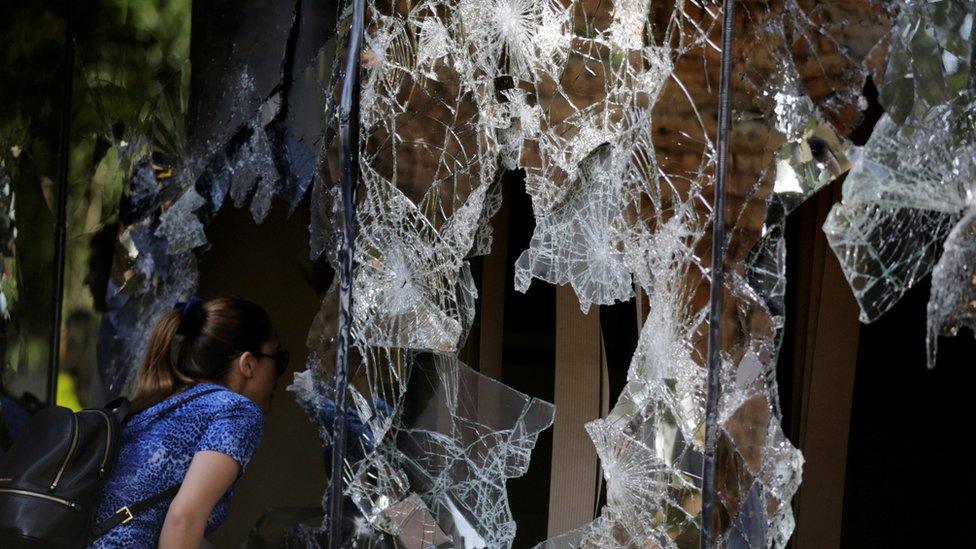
left=841, top=276, right=976, bottom=547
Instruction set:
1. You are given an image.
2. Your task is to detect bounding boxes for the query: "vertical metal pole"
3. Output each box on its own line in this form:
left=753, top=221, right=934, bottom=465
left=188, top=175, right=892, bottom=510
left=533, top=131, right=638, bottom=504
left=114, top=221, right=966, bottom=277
left=47, top=0, right=77, bottom=405
left=701, top=0, right=736, bottom=547
left=329, top=0, right=364, bottom=543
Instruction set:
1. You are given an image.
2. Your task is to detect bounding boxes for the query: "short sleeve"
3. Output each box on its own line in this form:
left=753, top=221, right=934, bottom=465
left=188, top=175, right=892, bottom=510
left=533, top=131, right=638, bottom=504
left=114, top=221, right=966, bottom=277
left=194, top=399, right=264, bottom=472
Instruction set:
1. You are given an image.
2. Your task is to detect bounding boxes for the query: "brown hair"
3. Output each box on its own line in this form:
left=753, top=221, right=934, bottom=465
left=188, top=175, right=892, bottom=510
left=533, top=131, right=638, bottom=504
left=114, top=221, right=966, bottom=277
left=131, top=297, right=274, bottom=410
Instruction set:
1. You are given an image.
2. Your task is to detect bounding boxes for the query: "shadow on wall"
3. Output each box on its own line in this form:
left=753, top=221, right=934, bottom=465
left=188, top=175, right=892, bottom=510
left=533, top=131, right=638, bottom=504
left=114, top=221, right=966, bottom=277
left=198, top=196, right=327, bottom=547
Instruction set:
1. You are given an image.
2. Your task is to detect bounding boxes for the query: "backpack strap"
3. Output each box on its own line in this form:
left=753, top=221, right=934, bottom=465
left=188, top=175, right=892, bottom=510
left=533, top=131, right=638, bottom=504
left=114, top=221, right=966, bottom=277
left=155, top=387, right=222, bottom=418
left=90, top=387, right=224, bottom=539
left=103, top=396, right=131, bottom=423
left=124, top=386, right=223, bottom=424
left=90, top=484, right=181, bottom=538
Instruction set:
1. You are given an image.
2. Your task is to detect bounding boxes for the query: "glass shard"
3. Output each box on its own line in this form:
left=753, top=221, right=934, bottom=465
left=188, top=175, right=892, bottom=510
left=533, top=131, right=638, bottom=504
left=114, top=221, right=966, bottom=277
left=824, top=0, right=976, bottom=367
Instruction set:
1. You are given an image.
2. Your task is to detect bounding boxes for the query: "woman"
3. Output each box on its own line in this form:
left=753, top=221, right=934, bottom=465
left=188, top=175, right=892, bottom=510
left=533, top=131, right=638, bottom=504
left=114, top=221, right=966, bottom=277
left=91, top=297, right=289, bottom=548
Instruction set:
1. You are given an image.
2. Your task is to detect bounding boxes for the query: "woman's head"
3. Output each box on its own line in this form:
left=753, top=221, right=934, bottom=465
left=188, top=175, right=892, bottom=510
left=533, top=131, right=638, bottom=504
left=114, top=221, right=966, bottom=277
left=131, top=297, right=287, bottom=412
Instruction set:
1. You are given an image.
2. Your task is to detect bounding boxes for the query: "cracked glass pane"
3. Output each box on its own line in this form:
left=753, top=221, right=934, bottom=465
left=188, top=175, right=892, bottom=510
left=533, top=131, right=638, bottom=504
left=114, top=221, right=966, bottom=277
left=305, top=0, right=894, bottom=544
left=824, top=115, right=962, bottom=323
left=519, top=0, right=886, bottom=546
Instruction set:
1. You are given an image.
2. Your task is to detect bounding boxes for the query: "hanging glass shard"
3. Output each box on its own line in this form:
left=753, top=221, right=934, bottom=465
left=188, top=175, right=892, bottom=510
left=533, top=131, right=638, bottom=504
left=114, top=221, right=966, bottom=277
left=290, top=347, right=554, bottom=547
left=824, top=0, right=976, bottom=367
left=823, top=115, right=962, bottom=322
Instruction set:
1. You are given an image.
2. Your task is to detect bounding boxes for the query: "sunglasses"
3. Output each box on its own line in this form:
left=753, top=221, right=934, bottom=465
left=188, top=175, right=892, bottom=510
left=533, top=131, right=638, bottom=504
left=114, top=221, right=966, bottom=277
left=251, top=348, right=291, bottom=377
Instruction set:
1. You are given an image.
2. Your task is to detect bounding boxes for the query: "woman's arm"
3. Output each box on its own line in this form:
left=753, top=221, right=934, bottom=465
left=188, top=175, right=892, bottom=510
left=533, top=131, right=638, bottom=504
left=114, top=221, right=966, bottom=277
left=158, top=451, right=240, bottom=548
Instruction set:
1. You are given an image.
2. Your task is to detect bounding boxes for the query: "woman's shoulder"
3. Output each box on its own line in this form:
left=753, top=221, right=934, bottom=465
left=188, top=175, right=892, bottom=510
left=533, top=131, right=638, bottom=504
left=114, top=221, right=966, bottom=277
left=172, top=385, right=264, bottom=445
left=191, top=385, right=264, bottom=467
left=189, top=383, right=262, bottom=417
left=134, top=383, right=261, bottom=425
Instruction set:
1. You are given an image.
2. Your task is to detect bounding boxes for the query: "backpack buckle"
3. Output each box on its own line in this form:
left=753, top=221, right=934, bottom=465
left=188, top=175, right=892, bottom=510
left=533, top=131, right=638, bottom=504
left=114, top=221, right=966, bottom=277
left=117, top=506, right=134, bottom=525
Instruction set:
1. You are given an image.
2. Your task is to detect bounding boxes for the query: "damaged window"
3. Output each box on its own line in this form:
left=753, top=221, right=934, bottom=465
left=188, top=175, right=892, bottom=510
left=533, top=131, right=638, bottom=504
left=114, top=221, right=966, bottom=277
left=2, top=0, right=972, bottom=547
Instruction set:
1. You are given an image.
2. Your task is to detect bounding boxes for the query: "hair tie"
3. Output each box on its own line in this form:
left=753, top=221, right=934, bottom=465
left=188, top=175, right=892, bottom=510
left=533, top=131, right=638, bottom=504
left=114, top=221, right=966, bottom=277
left=174, top=296, right=206, bottom=336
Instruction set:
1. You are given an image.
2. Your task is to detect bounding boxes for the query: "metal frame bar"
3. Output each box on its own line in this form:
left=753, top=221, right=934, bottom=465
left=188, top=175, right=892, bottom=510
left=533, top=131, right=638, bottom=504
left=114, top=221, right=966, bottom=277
left=47, top=0, right=77, bottom=405
left=701, top=0, right=736, bottom=546
left=328, top=0, right=365, bottom=543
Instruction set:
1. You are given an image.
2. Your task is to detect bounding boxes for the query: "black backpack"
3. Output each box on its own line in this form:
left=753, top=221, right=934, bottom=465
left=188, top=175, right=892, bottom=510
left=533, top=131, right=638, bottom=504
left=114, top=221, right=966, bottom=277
left=0, top=388, right=219, bottom=548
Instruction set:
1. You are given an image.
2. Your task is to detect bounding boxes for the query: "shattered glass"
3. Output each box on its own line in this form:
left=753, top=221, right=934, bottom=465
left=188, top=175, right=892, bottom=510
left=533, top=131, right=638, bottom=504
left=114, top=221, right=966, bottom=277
left=290, top=345, right=554, bottom=547
left=521, top=0, right=887, bottom=544
left=824, top=0, right=976, bottom=367
left=93, top=0, right=336, bottom=396
left=4, top=0, right=970, bottom=545
left=393, top=355, right=555, bottom=546
left=299, top=0, right=900, bottom=545
left=823, top=115, right=962, bottom=323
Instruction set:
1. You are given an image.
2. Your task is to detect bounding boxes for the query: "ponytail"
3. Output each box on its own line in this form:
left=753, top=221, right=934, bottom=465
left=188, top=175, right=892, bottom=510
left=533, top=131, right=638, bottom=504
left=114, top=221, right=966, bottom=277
left=130, top=297, right=274, bottom=411
left=131, top=309, right=194, bottom=411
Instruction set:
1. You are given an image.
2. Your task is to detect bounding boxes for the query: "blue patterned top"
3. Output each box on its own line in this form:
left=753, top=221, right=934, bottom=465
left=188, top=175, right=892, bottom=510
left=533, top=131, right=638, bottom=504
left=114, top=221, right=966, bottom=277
left=90, top=383, right=264, bottom=548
